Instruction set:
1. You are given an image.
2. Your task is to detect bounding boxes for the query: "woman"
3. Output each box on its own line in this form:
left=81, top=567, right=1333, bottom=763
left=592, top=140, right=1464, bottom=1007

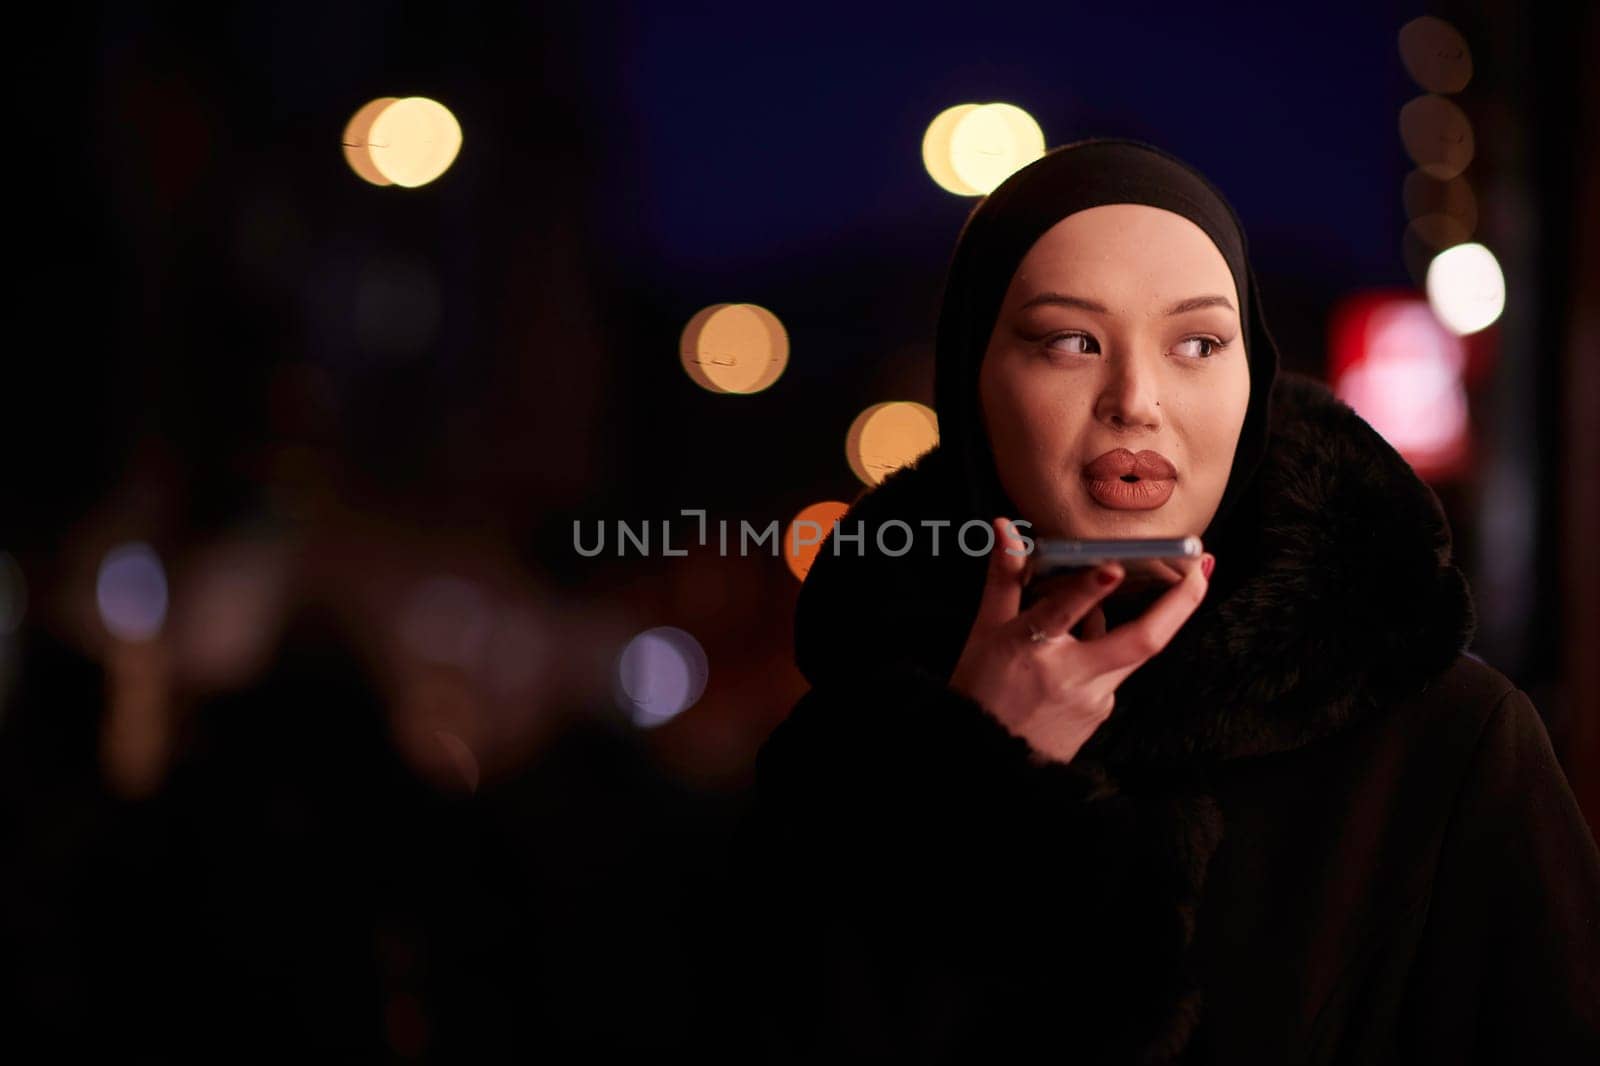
left=736, top=138, right=1600, bottom=1063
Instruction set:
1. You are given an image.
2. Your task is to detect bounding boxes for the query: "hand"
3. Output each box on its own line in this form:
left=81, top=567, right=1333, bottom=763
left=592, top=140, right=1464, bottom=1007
left=949, top=517, right=1213, bottom=765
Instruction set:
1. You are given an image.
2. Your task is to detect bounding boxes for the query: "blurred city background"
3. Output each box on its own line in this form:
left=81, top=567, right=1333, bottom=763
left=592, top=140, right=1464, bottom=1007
left=3, top=1, right=1596, bottom=1059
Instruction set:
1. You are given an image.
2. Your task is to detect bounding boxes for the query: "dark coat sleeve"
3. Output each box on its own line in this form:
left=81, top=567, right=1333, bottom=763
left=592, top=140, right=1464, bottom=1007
left=1398, top=687, right=1600, bottom=1061
left=731, top=658, right=1218, bottom=1064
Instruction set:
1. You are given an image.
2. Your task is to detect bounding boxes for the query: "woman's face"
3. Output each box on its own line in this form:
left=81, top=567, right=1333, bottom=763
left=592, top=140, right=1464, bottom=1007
left=978, top=203, right=1251, bottom=538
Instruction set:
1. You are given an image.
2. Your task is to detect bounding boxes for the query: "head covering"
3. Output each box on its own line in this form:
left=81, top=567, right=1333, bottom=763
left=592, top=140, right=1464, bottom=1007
left=932, top=136, right=1281, bottom=543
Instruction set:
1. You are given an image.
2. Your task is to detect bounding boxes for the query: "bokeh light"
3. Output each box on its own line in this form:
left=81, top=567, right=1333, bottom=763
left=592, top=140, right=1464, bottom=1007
left=679, top=303, right=789, bottom=394
left=614, top=626, right=708, bottom=727
left=923, top=102, right=1045, bottom=196
left=785, top=501, right=851, bottom=582
left=1426, top=241, right=1506, bottom=335
left=96, top=542, right=169, bottom=642
left=1332, top=300, right=1469, bottom=480
left=846, top=401, right=939, bottom=485
left=363, top=97, right=463, bottom=188
left=1398, top=16, right=1473, bottom=94
left=921, top=104, right=980, bottom=195
left=342, top=97, right=398, bottom=186
left=949, top=103, right=1044, bottom=195
left=1399, top=95, right=1475, bottom=181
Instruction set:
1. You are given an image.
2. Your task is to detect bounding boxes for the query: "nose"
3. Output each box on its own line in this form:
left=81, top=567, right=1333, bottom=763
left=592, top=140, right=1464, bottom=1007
left=1094, top=354, right=1163, bottom=432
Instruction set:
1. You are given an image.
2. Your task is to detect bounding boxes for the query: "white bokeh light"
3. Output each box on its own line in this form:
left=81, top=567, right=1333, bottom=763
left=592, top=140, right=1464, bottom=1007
left=948, top=103, right=1044, bottom=195
left=96, top=542, right=169, bottom=642
left=922, top=102, right=1045, bottom=196
left=367, top=97, right=463, bottom=188
left=1426, top=241, right=1505, bottom=335
left=613, top=626, right=708, bottom=728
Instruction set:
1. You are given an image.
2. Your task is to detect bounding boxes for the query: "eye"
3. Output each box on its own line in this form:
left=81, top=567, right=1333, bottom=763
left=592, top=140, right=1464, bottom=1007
left=1042, top=331, right=1097, bottom=356
left=1175, top=335, right=1230, bottom=359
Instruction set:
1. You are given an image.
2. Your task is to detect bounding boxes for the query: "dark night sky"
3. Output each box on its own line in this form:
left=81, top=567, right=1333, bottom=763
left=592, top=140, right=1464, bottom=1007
left=11, top=1, right=1442, bottom=540
left=595, top=2, right=1426, bottom=291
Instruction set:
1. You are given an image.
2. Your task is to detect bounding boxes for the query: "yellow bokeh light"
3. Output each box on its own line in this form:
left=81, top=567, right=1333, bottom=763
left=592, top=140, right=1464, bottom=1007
left=846, top=401, right=939, bottom=486
left=679, top=303, right=789, bottom=394
left=679, top=303, right=728, bottom=393
left=343, top=97, right=398, bottom=186
left=367, top=97, right=463, bottom=188
left=1398, top=95, right=1474, bottom=181
left=1398, top=16, right=1473, bottom=94
left=948, top=103, right=1045, bottom=195
left=922, top=104, right=981, bottom=195
left=785, top=501, right=851, bottom=582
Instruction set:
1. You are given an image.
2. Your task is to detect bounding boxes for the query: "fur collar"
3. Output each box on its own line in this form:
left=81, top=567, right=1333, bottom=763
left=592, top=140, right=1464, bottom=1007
left=794, top=370, right=1477, bottom=771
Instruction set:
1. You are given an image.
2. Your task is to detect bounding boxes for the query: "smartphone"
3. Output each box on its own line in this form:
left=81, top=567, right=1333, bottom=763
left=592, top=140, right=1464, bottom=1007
left=1025, top=536, right=1203, bottom=579
left=1020, top=536, right=1204, bottom=612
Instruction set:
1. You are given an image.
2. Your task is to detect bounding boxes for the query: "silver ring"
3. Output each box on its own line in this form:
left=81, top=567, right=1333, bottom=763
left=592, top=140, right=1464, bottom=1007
left=1027, top=622, right=1051, bottom=643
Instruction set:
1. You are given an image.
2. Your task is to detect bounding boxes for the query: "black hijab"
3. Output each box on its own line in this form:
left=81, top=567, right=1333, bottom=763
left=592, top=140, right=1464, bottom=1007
left=931, top=136, right=1282, bottom=546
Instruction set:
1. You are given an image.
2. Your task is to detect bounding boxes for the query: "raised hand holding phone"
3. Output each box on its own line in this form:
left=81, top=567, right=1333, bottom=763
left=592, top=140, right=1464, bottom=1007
left=949, top=517, right=1214, bottom=765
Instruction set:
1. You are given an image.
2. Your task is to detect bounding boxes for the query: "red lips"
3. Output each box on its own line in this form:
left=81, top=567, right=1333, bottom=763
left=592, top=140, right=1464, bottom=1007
left=1082, top=448, right=1178, bottom=481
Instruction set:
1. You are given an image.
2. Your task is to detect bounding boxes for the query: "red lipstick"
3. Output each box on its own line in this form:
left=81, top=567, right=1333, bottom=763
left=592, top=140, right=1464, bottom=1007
left=1082, top=448, right=1178, bottom=511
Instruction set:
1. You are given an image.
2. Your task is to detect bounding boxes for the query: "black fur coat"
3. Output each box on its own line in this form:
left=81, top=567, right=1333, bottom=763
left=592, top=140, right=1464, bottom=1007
left=736, top=372, right=1600, bottom=1063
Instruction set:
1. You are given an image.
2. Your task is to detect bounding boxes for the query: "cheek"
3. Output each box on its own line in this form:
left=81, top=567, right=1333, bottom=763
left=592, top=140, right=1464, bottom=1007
left=985, top=361, right=1072, bottom=449
left=1187, top=380, right=1250, bottom=491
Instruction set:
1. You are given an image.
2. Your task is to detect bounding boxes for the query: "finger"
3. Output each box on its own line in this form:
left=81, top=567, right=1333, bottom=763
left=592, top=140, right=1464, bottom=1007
left=1088, top=561, right=1210, bottom=673
left=972, top=517, right=1030, bottom=629
left=1144, top=559, right=1184, bottom=585
left=1080, top=604, right=1107, bottom=641
left=1121, top=544, right=1207, bottom=590
left=1117, top=555, right=1196, bottom=595
left=1014, top=562, right=1124, bottom=641
left=1164, top=553, right=1208, bottom=581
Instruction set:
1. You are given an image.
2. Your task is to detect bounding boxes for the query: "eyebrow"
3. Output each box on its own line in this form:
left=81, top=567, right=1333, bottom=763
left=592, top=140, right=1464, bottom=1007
left=1018, top=292, right=1236, bottom=317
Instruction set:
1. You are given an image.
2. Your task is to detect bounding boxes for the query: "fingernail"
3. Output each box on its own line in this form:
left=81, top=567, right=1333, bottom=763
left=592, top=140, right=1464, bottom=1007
left=1095, top=566, right=1121, bottom=587
left=1201, top=553, right=1215, bottom=580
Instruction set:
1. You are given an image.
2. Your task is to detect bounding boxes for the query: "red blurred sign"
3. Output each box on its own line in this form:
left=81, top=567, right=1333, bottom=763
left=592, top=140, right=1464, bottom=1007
left=1326, top=290, right=1496, bottom=482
